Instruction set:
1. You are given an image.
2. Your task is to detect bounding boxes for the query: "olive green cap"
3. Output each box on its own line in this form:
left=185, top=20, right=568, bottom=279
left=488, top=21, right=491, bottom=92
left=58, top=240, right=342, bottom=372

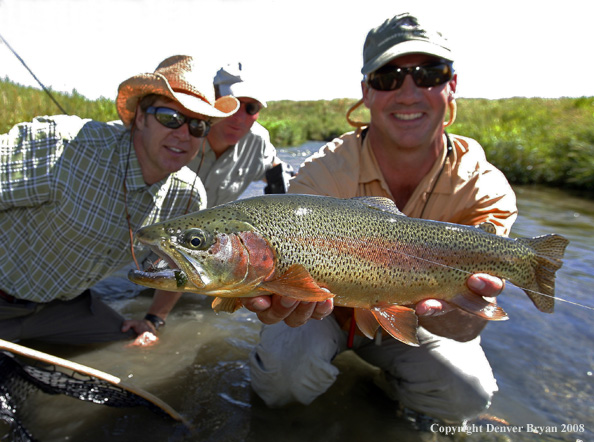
left=362, top=13, right=453, bottom=75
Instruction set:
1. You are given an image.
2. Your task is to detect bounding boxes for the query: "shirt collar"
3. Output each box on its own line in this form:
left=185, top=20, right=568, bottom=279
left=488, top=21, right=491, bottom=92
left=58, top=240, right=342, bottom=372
left=120, top=130, right=153, bottom=192
left=358, top=129, right=455, bottom=196
left=359, top=128, right=383, bottom=184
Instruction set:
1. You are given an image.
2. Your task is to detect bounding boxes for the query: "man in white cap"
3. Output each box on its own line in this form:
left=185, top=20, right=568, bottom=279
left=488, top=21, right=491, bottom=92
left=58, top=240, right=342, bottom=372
left=0, top=55, right=238, bottom=345
left=243, top=13, right=517, bottom=427
left=189, top=63, right=292, bottom=207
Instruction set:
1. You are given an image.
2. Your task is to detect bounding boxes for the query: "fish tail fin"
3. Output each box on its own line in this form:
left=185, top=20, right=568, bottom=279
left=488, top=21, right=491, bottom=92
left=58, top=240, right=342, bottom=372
left=518, top=234, right=569, bottom=313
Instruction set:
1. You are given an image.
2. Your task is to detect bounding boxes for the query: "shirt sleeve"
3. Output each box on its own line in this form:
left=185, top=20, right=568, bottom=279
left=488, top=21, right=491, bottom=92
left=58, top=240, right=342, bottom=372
left=0, top=117, right=71, bottom=210
left=440, top=136, right=518, bottom=237
left=288, top=158, right=337, bottom=196
left=451, top=167, right=518, bottom=237
left=261, top=129, right=279, bottom=170
left=251, top=123, right=282, bottom=181
left=288, top=137, right=359, bottom=197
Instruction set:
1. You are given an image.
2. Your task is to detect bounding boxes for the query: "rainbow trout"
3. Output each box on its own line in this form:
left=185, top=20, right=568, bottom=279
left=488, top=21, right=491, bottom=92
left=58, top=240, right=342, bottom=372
left=128, top=194, right=569, bottom=346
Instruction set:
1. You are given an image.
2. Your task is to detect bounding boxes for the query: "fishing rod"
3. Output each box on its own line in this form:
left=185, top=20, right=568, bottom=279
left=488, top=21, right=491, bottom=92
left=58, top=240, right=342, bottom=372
left=0, top=31, right=68, bottom=114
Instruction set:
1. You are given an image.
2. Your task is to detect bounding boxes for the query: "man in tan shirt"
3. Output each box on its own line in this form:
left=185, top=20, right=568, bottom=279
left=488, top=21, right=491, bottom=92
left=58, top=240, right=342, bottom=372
left=243, top=13, right=517, bottom=424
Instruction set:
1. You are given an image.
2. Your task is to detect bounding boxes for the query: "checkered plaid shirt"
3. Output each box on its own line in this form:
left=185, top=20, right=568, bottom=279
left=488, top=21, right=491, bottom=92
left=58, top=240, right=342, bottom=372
left=0, top=115, right=205, bottom=302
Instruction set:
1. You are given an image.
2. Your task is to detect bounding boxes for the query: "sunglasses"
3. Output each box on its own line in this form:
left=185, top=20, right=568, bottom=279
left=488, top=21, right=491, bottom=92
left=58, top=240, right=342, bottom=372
left=367, top=62, right=453, bottom=91
left=145, top=106, right=211, bottom=138
left=243, top=101, right=262, bottom=116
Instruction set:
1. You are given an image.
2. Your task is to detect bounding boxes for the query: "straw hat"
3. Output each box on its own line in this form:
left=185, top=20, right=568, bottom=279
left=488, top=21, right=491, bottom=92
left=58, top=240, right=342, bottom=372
left=116, top=55, right=239, bottom=126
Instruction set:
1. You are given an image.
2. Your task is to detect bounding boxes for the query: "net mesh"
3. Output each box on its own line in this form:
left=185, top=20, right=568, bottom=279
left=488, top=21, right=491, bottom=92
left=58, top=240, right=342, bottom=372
left=0, top=350, right=175, bottom=441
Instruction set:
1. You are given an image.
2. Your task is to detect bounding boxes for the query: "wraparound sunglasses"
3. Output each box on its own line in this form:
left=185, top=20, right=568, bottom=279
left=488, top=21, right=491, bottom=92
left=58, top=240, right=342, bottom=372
left=367, top=62, right=453, bottom=91
left=146, top=106, right=211, bottom=138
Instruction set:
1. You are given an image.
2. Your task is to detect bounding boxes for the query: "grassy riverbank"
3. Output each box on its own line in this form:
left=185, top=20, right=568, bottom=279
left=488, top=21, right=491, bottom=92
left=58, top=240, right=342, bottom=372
left=3, top=78, right=594, bottom=193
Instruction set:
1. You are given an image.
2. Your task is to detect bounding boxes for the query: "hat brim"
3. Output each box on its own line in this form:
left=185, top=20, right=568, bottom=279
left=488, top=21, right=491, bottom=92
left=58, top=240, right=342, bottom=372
left=117, top=73, right=239, bottom=126
left=173, top=91, right=240, bottom=119
left=362, top=40, right=453, bottom=75
left=218, top=83, right=267, bottom=107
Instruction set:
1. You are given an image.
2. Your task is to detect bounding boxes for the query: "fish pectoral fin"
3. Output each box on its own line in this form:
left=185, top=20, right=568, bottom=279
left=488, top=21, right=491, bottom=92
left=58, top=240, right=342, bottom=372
left=372, top=306, right=419, bottom=346
left=260, top=264, right=335, bottom=302
left=212, top=297, right=244, bottom=314
left=354, top=308, right=380, bottom=339
left=450, top=292, right=509, bottom=321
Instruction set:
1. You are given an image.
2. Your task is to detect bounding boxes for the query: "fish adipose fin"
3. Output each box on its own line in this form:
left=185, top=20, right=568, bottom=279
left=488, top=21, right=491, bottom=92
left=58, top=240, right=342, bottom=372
left=260, top=264, right=335, bottom=302
left=371, top=306, right=419, bottom=346
left=517, top=234, right=569, bottom=313
left=450, top=291, right=508, bottom=320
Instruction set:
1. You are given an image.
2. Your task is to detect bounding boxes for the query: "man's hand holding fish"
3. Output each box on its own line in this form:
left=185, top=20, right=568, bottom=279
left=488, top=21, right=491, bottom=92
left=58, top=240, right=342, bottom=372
left=241, top=272, right=504, bottom=337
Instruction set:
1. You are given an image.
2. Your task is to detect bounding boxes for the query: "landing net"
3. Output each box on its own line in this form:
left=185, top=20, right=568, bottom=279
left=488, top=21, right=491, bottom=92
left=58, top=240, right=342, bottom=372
left=0, top=342, right=186, bottom=441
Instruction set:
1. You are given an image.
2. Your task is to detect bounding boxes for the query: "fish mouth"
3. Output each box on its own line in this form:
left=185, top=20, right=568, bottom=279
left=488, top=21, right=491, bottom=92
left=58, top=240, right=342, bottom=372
left=127, top=267, right=192, bottom=291
left=127, top=238, right=208, bottom=292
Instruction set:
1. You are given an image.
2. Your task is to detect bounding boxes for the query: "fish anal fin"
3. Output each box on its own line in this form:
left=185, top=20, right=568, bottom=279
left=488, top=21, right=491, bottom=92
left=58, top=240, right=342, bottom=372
left=450, top=292, right=508, bottom=321
left=261, top=264, right=335, bottom=302
left=212, top=297, right=243, bottom=313
left=354, top=308, right=380, bottom=339
left=372, top=305, right=419, bottom=346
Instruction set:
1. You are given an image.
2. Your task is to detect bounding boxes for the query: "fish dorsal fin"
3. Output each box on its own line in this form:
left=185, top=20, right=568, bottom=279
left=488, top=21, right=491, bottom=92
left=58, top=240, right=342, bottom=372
left=354, top=308, right=380, bottom=339
left=261, top=264, right=335, bottom=302
left=477, top=222, right=497, bottom=234
left=352, top=196, right=405, bottom=215
left=371, top=305, right=419, bottom=346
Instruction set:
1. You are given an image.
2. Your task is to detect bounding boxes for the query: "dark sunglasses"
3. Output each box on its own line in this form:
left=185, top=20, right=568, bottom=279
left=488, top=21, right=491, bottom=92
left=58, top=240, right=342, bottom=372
left=145, top=106, right=211, bottom=138
left=367, top=62, right=453, bottom=91
left=243, top=101, right=262, bottom=116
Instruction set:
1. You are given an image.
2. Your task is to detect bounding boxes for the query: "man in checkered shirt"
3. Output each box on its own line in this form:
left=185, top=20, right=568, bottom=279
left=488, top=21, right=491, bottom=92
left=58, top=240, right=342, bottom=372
left=0, top=55, right=238, bottom=345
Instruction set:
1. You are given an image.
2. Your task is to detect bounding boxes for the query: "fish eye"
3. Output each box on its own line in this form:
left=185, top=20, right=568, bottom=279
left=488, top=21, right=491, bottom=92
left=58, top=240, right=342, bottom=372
left=182, top=228, right=211, bottom=250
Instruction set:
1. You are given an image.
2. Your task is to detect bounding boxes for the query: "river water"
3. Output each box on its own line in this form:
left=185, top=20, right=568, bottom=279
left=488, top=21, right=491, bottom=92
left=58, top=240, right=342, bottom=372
left=4, top=142, right=593, bottom=442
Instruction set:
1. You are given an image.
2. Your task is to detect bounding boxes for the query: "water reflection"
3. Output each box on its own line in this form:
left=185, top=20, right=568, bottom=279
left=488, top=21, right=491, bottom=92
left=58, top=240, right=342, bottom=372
left=4, top=143, right=593, bottom=442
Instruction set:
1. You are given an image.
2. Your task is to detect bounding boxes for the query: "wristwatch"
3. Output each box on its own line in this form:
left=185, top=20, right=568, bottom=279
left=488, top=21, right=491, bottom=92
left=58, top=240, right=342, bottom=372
left=144, top=313, right=165, bottom=330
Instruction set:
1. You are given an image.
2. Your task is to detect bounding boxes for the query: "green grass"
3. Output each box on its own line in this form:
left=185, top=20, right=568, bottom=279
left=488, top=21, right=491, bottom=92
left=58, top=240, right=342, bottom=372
left=1, top=77, right=118, bottom=130
left=3, top=77, right=594, bottom=193
left=452, top=97, right=594, bottom=191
